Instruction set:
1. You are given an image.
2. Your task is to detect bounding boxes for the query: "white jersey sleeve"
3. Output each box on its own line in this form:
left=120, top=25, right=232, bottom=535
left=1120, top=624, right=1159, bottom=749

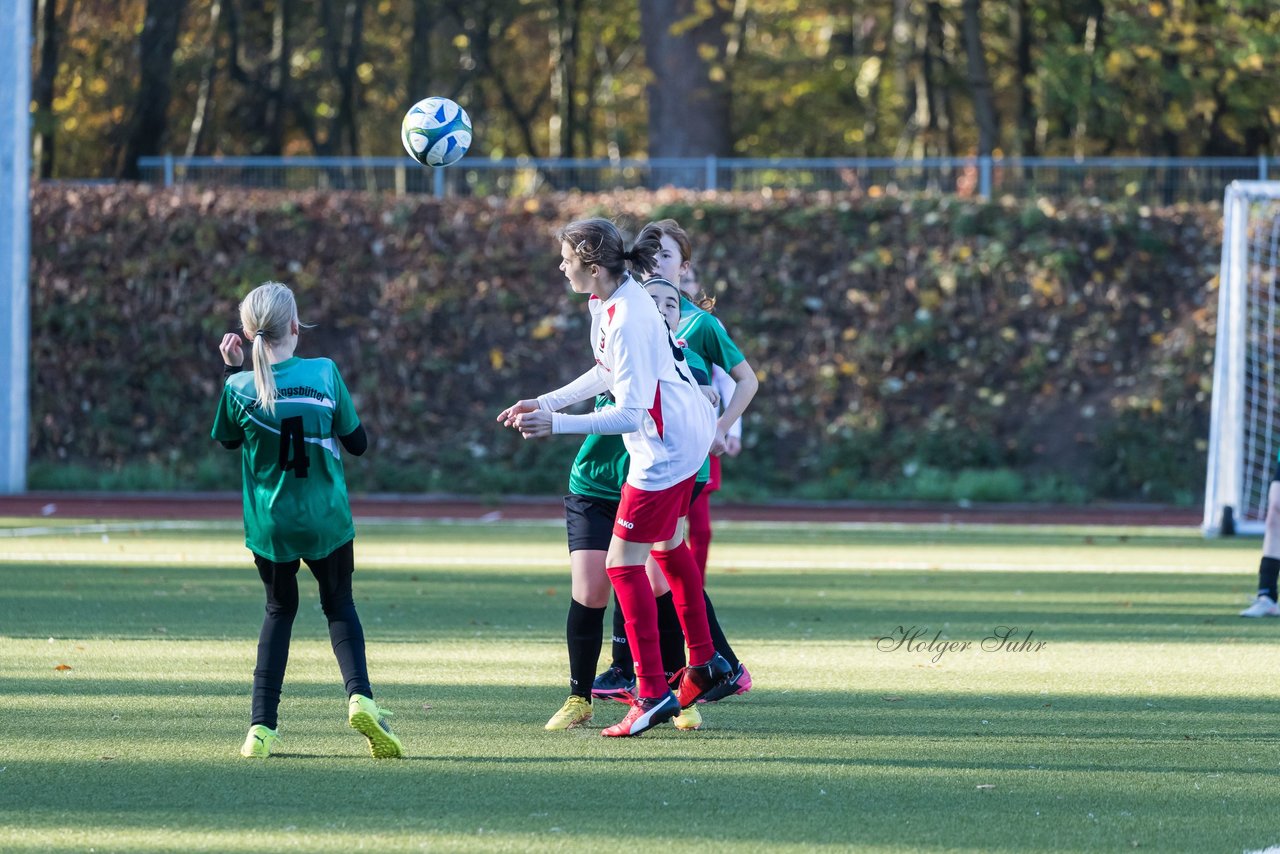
left=538, top=367, right=609, bottom=411
left=603, top=301, right=661, bottom=410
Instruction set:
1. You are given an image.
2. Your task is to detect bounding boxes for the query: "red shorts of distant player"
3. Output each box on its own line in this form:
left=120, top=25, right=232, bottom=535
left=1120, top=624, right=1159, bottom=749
left=706, top=454, right=723, bottom=493
left=614, top=474, right=697, bottom=543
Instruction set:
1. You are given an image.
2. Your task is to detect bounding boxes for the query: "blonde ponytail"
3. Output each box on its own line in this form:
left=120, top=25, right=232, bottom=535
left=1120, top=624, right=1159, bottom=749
left=239, top=282, right=301, bottom=416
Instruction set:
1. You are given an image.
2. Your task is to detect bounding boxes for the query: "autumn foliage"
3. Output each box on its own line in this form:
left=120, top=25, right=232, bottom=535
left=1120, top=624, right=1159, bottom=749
left=30, top=185, right=1219, bottom=503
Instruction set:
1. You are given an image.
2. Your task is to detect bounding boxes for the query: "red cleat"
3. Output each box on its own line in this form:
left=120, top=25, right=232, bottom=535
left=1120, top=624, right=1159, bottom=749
left=600, top=692, right=680, bottom=737
left=674, top=653, right=733, bottom=708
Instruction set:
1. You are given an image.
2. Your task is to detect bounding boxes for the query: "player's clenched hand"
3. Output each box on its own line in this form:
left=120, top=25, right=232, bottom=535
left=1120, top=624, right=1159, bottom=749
left=514, top=409, right=553, bottom=439
left=219, top=332, right=245, bottom=367
left=710, top=430, right=728, bottom=457
left=724, top=435, right=742, bottom=457
left=496, top=399, right=540, bottom=428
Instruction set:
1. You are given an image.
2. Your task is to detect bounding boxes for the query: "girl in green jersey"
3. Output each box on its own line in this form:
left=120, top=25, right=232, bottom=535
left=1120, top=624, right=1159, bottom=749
left=212, top=281, right=404, bottom=760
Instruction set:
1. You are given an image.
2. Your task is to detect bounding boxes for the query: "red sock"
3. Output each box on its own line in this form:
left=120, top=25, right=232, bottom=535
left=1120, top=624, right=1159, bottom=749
left=605, top=563, right=666, bottom=698
left=650, top=543, right=714, bottom=666
left=686, top=489, right=712, bottom=580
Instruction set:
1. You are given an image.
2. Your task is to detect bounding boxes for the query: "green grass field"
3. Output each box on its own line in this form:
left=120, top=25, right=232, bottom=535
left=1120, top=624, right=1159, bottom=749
left=2, top=516, right=1276, bottom=853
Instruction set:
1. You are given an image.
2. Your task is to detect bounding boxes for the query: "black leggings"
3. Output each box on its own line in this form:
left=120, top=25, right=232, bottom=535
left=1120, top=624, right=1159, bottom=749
left=251, top=540, right=371, bottom=729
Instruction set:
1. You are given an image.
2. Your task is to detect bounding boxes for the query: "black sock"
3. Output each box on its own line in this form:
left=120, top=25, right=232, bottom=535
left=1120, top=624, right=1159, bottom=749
left=566, top=599, right=606, bottom=699
left=610, top=592, right=634, bottom=678
left=1260, top=557, right=1280, bottom=601
left=704, top=592, right=740, bottom=670
left=655, top=591, right=687, bottom=676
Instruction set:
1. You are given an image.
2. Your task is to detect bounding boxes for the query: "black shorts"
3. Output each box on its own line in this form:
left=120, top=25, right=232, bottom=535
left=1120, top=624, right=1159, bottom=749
left=565, top=494, right=619, bottom=553
left=564, top=481, right=706, bottom=553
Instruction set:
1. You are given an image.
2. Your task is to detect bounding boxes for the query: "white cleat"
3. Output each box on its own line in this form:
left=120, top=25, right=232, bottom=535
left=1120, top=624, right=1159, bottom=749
left=1240, top=594, right=1280, bottom=618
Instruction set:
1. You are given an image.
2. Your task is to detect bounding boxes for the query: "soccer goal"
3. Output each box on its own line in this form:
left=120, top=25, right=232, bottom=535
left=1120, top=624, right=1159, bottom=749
left=1204, top=181, right=1280, bottom=535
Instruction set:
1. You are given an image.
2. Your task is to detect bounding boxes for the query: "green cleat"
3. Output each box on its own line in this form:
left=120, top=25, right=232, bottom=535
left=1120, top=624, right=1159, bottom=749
left=545, top=695, right=593, bottom=731
left=240, top=724, right=281, bottom=758
left=348, top=694, right=404, bottom=758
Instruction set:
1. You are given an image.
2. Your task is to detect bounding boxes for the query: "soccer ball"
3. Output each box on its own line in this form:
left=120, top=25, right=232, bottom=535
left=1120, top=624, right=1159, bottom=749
left=401, top=97, right=472, bottom=168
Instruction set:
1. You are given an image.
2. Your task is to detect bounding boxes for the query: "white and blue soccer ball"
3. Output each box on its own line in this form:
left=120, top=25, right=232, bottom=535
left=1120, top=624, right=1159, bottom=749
left=401, top=97, right=472, bottom=168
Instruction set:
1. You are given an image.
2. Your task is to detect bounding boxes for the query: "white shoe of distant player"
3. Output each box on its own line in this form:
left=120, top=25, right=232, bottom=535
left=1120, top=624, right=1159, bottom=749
left=1240, top=594, right=1280, bottom=618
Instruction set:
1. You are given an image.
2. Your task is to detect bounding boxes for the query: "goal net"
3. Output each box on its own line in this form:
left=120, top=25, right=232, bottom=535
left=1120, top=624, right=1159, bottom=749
left=1204, top=181, right=1280, bottom=535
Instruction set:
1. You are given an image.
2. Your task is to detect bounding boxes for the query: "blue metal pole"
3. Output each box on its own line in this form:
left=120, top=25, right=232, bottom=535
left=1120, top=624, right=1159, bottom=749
left=979, top=155, right=993, bottom=199
left=0, top=0, right=31, bottom=492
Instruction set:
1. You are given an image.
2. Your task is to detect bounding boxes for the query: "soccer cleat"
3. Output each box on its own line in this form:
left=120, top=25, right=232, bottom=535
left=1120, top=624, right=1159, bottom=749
left=591, top=666, right=636, bottom=703
left=239, top=724, right=281, bottom=758
left=545, top=695, right=593, bottom=731
left=674, top=652, right=733, bottom=708
left=673, top=704, right=703, bottom=731
left=699, top=661, right=753, bottom=704
left=601, top=692, right=680, bottom=737
left=348, top=694, right=404, bottom=758
left=1240, top=594, right=1280, bottom=618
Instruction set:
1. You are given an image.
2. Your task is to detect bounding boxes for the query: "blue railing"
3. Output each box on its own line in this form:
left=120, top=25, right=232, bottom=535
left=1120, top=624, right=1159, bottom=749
left=136, top=154, right=1279, bottom=204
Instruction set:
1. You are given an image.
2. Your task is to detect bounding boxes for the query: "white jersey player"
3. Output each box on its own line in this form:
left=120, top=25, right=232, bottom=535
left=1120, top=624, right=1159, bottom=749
left=497, top=218, right=732, bottom=737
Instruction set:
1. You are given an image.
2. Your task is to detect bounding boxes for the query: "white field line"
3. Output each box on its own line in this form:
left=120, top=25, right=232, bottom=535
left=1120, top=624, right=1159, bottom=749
left=0, top=520, right=235, bottom=538
left=0, top=550, right=1236, bottom=573
left=1, top=517, right=1202, bottom=539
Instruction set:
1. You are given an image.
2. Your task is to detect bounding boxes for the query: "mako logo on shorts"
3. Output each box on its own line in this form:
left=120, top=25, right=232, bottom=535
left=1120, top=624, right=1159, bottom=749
left=617, top=519, right=635, bottom=530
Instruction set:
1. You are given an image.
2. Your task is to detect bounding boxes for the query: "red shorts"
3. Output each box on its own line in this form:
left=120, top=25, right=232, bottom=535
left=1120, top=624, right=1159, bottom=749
left=706, top=454, right=723, bottom=493
left=614, top=475, right=697, bottom=543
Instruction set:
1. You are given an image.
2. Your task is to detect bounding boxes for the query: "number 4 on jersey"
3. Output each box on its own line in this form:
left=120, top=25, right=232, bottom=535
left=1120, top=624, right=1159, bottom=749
left=279, top=416, right=310, bottom=478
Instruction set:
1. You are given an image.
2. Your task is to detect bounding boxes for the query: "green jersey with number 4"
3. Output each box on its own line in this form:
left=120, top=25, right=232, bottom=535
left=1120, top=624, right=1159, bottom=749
left=211, top=356, right=360, bottom=562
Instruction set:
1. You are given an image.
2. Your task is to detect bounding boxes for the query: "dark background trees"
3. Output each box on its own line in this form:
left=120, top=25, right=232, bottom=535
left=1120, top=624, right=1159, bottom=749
left=28, top=0, right=1280, bottom=178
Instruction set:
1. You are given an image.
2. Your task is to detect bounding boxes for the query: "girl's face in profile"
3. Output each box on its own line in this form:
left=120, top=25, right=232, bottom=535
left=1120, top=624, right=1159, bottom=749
left=646, top=282, right=682, bottom=333
left=559, top=240, right=592, bottom=294
left=651, top=233, right=688, bottom=286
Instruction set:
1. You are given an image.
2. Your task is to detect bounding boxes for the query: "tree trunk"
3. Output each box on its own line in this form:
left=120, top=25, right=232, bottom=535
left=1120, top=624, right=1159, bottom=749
left=319, top=0, right=367, bottom=156
left=640, top=0, right=733, bottom=183
left=408, top=0, right=435, bottom=101
left=263, top=0, right=291, bottom=155
left=185, top=0, right=222, bottom=157
left=1010, top=0, right=1036, bottom=157
left=926, top=2, right=955, bottom=156
left=961, top=0, right=999, bottom=156
left=549, top=0, right=583, bottom=158
left=120, top=0, right=190, bottom=179
left=892, top=0, right=918, bottom=158
left=1072, top=1, right=1102, bottom=158
left=31, top=0, right=67, bottom=179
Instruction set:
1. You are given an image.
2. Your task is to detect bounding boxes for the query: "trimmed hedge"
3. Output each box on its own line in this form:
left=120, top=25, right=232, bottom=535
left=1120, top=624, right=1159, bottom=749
left=29, top=185, right=1218, bottom=503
